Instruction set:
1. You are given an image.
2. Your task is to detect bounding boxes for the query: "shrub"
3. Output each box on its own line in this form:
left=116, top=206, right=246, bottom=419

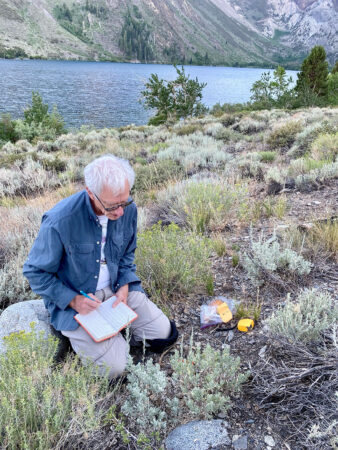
left=311, top=132, right=338, bottom=162
left=121, top=358, right=167, bottom=443
left=149, top=142, right=168, bottom=154
left=287, top=120, right=337, bottom=158
left=237, top=156, right=265, bottom=181
left=14, top=92, right=66, bottom=142
left=170, top=341, right=249, bottom=420
left=258, top=151, right=277, bottom=162
left=0, top=325, right=109, bottom=449
left=211, top=234, right=227, bottom=257
left=204, top=122, right=240, bottom=141
left=284, top=221, right=338, bottom=261
left=119, top=129, right=145, bottom=142
left=0, top=206, right=44, bottom=307
left=235, top=117, right=267, bottom=133
left=295, top=161, right=338, bottom=190
left=251, top=196, right=288, bottom=221
left=182, top=179, right=248, bottom=233
left=133, top=159, right=185, bottom=192
left=235, top=299, right=262, bottom=321
left=0, top=113, right=17, bottom=144
left=267, top=121, right=302, bottom=150
left=288, top=157, right=329, bottom=177
left=175, top=123, right=201, bottom=136
left=0, top=157, right=61, bottom=198
left=242, top=231, right=312, bottom=287
left=266, top=288, right=337, bottom=343
left=157, top=132, right=230, bottom=171
left=150, top=178, right=249, bottom=233
left=265, top=166, right=288, bottom=184
left=135, top=223, right=213, bottom=303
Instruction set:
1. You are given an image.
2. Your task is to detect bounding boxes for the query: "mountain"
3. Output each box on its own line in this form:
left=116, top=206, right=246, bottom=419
left=213, top=0, right=337, bottom=64
left=0, top=0, right=336, bottom=67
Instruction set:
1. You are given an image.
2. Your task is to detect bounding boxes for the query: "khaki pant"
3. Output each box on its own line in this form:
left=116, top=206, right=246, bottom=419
left=61, top=288, right=171, bottom=379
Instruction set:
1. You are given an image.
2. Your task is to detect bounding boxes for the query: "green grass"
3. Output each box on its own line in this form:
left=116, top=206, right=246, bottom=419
left=135, top=223, right=214, bottom=304
left=0, top=325, right=110, bottom=449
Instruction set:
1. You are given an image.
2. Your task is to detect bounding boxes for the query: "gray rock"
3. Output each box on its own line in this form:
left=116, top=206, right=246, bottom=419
left=227, top=330, right=234, bottom=342
left=232, top=435, right=248, bottom=449
left=165, top=420, right=230, bottom=450
left=0, top=300, right=70, bottom=360
left=258, top=346, right=267, bottom=358
left=264, top=435, right=275, bottom=447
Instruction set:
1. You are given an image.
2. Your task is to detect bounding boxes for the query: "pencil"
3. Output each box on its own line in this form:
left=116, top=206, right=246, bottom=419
left=80, top=290, right=97, bottom=302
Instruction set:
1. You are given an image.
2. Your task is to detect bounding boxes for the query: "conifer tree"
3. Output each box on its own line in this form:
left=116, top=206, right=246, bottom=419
left=295, top=46, right=329, bottom=103
left=331, top=61, right=338, bottom=74
left=141, top=66, right=207, bottom=125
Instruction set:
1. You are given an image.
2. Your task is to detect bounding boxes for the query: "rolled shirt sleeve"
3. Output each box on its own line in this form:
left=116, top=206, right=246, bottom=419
left=23, top=216, right=78, bottom=310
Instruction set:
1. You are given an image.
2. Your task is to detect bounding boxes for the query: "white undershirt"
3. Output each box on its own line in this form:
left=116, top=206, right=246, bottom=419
left=96, top=215, right=111, bottom=291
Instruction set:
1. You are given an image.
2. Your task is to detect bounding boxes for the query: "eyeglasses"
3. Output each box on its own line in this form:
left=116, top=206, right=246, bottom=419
left=93, top=193, right=133, bottom=212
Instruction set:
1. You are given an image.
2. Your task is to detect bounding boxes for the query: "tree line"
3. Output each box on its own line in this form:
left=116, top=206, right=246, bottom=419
left=118, top=8, right=154, bottom=62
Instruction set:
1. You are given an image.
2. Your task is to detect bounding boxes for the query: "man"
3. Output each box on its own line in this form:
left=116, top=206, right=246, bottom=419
left=23, top=154, right=177, bottom=379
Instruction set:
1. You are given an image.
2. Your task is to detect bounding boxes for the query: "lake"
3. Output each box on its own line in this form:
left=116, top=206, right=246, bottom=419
left=0, top=60, right=297, bottom=128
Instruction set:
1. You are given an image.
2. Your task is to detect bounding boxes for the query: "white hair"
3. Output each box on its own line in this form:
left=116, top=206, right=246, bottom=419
left=84, top=154, right=135, bottom=195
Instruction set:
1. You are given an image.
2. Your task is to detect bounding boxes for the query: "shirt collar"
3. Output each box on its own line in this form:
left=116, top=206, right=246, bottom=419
left=84, top=190, right=99, bottom=222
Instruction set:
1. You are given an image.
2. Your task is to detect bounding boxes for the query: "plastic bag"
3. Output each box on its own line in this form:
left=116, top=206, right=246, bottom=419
left=200, top=296, right=237, bottom=329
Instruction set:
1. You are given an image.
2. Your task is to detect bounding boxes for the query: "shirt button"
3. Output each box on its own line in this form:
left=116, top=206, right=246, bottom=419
left=94, top=276, right=98, bottom=279
left=97, top=241, right=100, bottom=244
left=96, top=260, right=99, bottom=263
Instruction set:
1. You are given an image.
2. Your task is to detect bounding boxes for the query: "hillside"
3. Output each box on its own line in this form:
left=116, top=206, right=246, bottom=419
left=0, top=0, right=336, bottom=67
left=0, top=107, right=337, bottom=448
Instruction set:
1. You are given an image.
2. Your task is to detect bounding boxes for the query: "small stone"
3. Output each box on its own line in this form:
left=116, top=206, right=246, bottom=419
left=227, top=330, right=234, bottom=342
left=258, top=346, right=267, bottom=358
left=264, top=435, right=275, bottom=447
left=313, top=201, right=321, bottom=205
left=246, top=419, right=255, bottom=424
left=166, top=420, right=230, bottom=450
left=217, top=412, right=227, bottom=419
left=232, top=435, right=248, bottom=449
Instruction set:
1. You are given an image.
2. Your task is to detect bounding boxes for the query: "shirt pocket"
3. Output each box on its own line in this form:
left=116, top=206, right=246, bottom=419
left=66, top=243, right=95, bottom=275
left=108, top=232, right=124, bottom=261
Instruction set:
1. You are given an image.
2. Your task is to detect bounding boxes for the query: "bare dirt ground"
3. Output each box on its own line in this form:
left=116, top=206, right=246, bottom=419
left=136, top=180, right=338, bottom=450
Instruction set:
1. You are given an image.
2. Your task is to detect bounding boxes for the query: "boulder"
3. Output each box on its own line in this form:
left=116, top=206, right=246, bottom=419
left=165, top=420, right=230, bottom=450
left=0, top=300, right=70, bottom=360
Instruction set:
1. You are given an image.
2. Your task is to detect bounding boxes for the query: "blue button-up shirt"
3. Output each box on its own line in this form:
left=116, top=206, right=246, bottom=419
left=23, top=190, right=143, bottom=331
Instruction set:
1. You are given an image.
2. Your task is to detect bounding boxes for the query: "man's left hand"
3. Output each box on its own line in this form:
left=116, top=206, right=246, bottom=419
left=113, top=284, right=129, bottom=308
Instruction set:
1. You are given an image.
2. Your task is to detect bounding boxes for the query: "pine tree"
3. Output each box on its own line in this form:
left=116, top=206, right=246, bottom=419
left=141, top=66, right=207, bottom=125
left=331, top=61, right=338, bottom=74
left=295, top=46, right=328, bottom=103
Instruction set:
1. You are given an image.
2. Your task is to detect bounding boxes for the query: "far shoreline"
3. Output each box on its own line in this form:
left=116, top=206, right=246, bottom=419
left=0, top=57, right=300, bottom=71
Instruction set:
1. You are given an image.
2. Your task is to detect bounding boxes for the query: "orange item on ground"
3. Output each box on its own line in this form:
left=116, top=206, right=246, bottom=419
left=216, top=303, right=233, bottom=323
left=237, top=318, right=254, bottom=332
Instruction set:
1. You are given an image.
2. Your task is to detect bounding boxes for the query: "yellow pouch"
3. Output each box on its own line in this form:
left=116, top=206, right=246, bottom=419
left=237, top=318, right=254, bottom=332
left=216, top=303, right=233, bottom=323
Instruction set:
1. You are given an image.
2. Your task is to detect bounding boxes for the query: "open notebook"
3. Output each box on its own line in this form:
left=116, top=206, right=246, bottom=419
left=74, top=296, right=138, bottom=342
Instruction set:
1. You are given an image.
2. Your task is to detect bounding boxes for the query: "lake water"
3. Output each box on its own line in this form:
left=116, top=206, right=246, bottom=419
left=0, top=60, right=297, bottom=129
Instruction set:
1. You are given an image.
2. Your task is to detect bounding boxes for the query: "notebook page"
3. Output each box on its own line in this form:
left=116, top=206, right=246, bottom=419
left=75, top=309, right=115, bottom=341
left=99, top=296, right=137, bottom=331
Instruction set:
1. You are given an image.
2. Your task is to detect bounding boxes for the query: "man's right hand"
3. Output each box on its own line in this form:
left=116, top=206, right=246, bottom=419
left=69, top=294, right=101, bottom=314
